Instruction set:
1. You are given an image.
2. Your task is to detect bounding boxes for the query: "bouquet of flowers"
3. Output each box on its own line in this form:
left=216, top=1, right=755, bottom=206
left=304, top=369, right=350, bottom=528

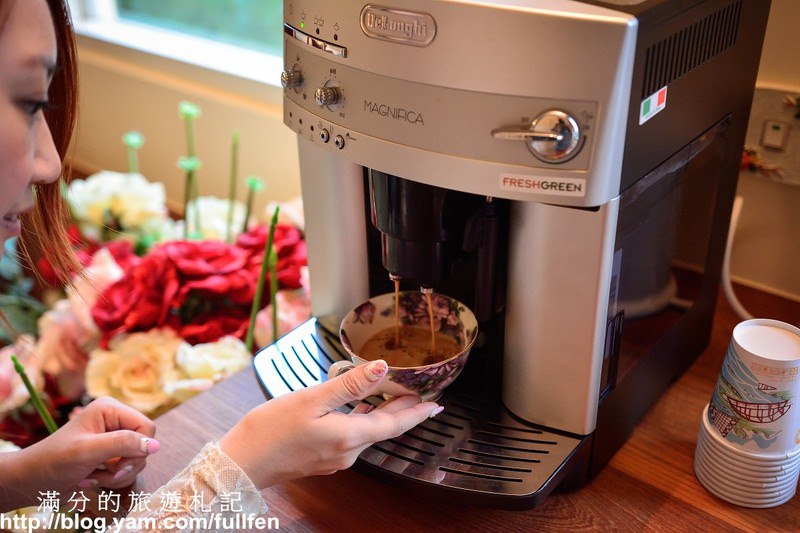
left=1, top=100, right=311, bottom=427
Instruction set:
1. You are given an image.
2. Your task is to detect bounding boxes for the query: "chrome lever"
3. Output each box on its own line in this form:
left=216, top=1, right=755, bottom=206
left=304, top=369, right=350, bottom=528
left=491, top=129, right=563, bottom=142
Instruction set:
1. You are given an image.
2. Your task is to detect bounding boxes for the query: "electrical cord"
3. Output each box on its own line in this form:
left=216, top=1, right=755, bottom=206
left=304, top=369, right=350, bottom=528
left=722, top=195, right=754, bottom=321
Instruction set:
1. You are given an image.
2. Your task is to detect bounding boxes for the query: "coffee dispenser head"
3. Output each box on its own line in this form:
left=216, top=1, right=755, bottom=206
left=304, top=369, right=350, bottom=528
left=368, top=170, right=452, bottom=287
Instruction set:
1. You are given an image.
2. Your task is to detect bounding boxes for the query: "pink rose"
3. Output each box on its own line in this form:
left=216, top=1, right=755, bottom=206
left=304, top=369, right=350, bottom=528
left=0, top=336, right=43, bottom=415
left=254, top=289, right=312, bottom=348
left=36, top=300, right=94, bottom=400
left=67, top=247, right=125, bottom=335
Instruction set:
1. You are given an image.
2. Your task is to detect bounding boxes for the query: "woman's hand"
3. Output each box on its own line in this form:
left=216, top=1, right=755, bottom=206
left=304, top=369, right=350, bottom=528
left=1, top=396, right=158, bottom=511
left=219, top=360, right=441, bottom=489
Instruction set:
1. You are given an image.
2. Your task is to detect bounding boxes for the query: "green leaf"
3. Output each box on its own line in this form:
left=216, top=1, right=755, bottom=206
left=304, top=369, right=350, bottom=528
left=0, top=294, right=46, bottom=342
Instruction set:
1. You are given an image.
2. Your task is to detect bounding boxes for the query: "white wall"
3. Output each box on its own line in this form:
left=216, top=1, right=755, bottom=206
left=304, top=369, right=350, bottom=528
left=71, top=0, right=799, bottom=300
left=72, top=37, right=301, bottom=218
left=732, top=0, right=800, bottom=300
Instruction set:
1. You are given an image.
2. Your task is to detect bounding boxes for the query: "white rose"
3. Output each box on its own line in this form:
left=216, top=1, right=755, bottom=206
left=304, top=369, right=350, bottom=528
left=264, top=196, right=304, bottom=231
left=86, top=329, right=186, bottom=416
left=176, top=336, right=250, bottom=382
left=67, top=171, right=168, bottom=240
left=185, top=196, right=247, bottom=241
left=164, top=378, right=214, bottom=403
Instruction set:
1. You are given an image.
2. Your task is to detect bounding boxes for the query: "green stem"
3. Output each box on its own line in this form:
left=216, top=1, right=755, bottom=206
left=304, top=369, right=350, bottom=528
left=243, top=188, right=254, bottom=235
left=185, top=117, right=195, bottom=158
left=226, top=131, right=240, bottom=244
left=245, top=206, right=280, bottom=352
left=11, top=355, right=58, bottom=434
left=183, top=170, right=192, bottom=239
left=127, top=146, right=139, bottom=174
left=269, top=249, right=279, bottom=344
left=192, top=172, right=201, bottom=237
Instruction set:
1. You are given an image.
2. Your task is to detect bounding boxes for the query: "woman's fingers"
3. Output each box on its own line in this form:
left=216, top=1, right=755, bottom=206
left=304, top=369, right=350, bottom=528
left=348, top=401, right=441, bottom=444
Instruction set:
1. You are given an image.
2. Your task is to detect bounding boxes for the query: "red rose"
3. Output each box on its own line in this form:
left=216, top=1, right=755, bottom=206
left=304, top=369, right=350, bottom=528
left=238, top=224, right=307, bottom=290
left=170, top=307, right=250, bottom=345
left=91, top=250, right=179, bottom=343
left=236, top=224, right=302, bottom=254
left=177, top=269, right=257, bottom=306
left=102, top=239, right=140, bottom=271
left=162, top=240, right=249, bottom=277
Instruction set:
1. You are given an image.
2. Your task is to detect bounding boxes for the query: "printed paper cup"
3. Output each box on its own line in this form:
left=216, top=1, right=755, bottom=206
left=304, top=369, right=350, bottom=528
left=694, top=460, right=794, bottom=502
left=707, top=320, right=800, bottom=455
left=697, top=411, right=800, bottom=472
left=694, top=463, right=797, bottom=508
left=695, top=441, right=800, bottom=489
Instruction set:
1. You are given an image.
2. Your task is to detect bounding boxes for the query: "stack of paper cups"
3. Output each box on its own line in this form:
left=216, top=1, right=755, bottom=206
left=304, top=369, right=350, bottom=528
left=694, top=319, right=800, bottom=508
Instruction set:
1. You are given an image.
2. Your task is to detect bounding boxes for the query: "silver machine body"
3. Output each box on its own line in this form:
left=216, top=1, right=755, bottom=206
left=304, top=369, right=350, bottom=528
left=254, top=0, right=771, bottom=508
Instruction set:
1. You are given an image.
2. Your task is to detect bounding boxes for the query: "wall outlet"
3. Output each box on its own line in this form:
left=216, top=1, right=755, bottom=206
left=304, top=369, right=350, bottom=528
left=743, top=87, right=800, bottom=185
left=760, top=119, right=791, bottom=150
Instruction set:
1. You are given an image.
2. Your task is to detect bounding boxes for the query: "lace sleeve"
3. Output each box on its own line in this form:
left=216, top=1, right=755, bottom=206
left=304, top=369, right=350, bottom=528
left=121, top=442, right=268, bottom=532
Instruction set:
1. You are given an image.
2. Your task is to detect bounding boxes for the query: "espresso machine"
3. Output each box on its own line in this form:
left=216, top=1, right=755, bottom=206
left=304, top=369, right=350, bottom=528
left=254, top=0, right=770, bottom=508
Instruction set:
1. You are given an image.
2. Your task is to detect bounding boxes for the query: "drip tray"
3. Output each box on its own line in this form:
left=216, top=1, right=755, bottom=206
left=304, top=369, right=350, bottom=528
left=253, top=318, right=588, bottom=509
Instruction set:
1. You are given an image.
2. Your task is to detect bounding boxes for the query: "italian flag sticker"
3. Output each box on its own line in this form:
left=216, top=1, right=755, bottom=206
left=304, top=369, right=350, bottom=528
left=639, top=86, right=667, bottom=125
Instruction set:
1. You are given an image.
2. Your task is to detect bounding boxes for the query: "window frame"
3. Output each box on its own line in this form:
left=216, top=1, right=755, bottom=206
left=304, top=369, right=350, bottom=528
left=67, top=0, right=284, bottom=87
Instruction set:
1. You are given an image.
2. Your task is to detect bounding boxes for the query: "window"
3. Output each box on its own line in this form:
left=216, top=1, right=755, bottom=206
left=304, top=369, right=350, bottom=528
left=115, top=0, right=283, bottom=56
left=69, top=0, right=284, bottom=85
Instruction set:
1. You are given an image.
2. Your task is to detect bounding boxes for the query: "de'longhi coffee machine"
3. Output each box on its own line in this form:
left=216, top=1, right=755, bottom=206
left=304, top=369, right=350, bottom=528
left=254, top=0, right=771, bottom=508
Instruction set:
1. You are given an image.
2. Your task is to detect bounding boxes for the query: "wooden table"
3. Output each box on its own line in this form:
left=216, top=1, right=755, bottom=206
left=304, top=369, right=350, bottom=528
left=138, top=286, right=800, bottom=532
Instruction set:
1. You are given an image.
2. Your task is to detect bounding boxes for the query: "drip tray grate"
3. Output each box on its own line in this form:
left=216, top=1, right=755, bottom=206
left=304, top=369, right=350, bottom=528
left=253, top=318, right=587, bottom=508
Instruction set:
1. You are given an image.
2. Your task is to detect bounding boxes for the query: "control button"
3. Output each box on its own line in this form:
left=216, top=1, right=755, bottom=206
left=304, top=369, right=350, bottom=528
left=280, top=69, right=303, bottom=89
left=492, top=110, right=583, bottom=163
left=320, top=128, right=330, bottom=143
left=315, top=86, right=342, bottom=107
left=334, top=134, right=345, bottom=149
left=284, top=24, right=310, bottom=45
left=529, top=111, right=582, bottom=163
left=283, top=24, right=347, bottom=57
left=323, top=41, right=347, bottom=58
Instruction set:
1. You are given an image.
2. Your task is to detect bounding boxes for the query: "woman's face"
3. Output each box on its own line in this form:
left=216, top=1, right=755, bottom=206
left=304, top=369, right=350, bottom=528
left=0, top=0, right=61, bottom=248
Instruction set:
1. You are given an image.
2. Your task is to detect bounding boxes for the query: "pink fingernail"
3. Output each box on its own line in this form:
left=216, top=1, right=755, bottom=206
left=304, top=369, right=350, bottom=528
left=78, top=478, right=98, bottom=488
left=365, top=360, right=388, bottom=382
left=113, top=465, right=134, bottom=480
left=140, top=437, right=160, bottom=454
left=429, top=405, right=445, bottom=418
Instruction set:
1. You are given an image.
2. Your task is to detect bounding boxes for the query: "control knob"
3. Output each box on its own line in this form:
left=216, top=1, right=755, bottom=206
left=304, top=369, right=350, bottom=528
left=315, top=86, right=342, bottom=107
left=492, top=110, right=583, bottom=163
left=280, top=68, right=303, bottom=89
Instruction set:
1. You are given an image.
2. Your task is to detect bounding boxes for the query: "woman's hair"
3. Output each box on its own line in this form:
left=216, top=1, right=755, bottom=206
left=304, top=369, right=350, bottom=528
left=19, top=0, right=80, bottom=281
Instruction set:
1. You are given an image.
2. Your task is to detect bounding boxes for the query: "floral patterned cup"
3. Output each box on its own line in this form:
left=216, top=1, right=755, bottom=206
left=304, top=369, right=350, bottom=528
left=334, top=291, right=478, bottom=402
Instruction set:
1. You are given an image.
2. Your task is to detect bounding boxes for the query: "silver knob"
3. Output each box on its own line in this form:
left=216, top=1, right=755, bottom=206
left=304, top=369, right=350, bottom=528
left=528, top=111, right=582, bottom=163
left=492, top=110, right=583, bottom=163
left=280, top=69, right=303, bottom=89
left=315, top=86, right=342, bottom=107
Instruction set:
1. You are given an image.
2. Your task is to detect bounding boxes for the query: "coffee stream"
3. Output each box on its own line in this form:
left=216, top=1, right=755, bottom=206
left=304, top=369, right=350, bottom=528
left=360, top=283, right=459, bottom=367
left=394, top=277, right=401, bottom=348
left=424, top=290, right=435, bottom=353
